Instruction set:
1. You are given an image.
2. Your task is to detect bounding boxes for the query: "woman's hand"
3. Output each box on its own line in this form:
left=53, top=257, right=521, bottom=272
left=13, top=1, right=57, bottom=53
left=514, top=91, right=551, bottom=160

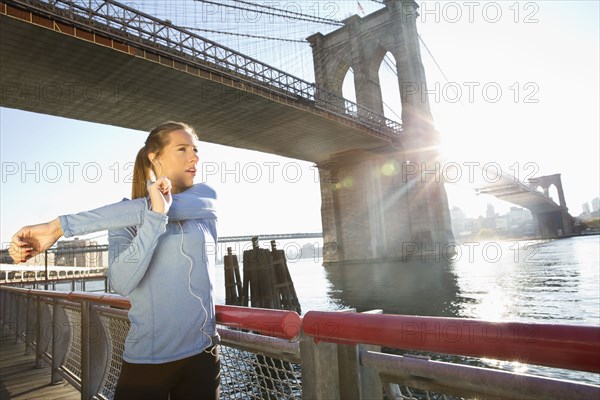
left=148, top=176, right=173, bottom=215
left=9, top=218, right=63, bottom=264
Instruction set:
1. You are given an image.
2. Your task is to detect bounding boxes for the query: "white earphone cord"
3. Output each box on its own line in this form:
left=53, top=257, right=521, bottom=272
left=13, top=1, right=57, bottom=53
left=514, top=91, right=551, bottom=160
left=177, top=221, right=217, bottom=356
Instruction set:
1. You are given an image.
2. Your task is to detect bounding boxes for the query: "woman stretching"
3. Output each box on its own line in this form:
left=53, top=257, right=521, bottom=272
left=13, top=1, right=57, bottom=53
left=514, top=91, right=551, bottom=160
left=9, top=122, right=220, bottom=399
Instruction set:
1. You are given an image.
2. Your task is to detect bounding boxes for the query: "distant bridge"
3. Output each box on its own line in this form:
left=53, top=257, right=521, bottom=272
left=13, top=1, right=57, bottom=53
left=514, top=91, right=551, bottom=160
left=35, top=232, right=324, bottom=255
left=475, top=172, right=574, bottom=237
left=218, top=232, right=323, bottom=243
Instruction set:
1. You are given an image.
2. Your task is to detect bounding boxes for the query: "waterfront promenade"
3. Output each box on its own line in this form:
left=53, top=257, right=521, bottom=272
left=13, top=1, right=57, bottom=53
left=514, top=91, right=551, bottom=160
left=0, top=325, right=79, bottom=400
left=1, top=285, right=599, bottom=399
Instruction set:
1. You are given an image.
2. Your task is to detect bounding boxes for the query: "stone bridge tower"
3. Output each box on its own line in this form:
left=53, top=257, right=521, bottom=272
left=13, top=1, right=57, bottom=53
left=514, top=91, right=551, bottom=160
left=528, top=174, right=574, bottom=237
left=307, top=0, right=455, bottom=264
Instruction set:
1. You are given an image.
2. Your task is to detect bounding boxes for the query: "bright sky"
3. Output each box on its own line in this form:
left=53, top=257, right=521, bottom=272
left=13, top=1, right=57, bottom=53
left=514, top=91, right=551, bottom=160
left=1, top=1, right=598, bottom=246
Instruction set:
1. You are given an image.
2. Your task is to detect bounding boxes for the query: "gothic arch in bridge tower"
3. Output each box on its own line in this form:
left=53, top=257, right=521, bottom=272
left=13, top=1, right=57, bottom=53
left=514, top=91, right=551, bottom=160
left=307, top=0, right=455, bottom=263
left=548, top=185, right=560, bottom=205
left=332, top=57, right=354, bottom=98
left=308, top=1, right=433, bottom=131
left=341, top=67, right=356, bottom=105
left=528, top=174, right=568, bottom=208
left=376, top=49, right=403, bottom=122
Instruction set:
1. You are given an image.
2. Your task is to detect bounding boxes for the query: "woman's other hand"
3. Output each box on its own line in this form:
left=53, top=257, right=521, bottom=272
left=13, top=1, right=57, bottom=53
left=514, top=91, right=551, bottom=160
left=9, top=218, right=63, bottom=264
left=148, top=176, right=173, bottom=215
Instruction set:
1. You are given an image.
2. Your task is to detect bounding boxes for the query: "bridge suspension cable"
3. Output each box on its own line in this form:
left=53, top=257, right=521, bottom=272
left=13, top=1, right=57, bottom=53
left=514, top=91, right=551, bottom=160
left=180, top=26, right=308, bottom=43
left=417, top=33, right=465, bottom=111
left=383, top=55, right=397, bottom=76
left=142, top=0, right=388, bottom=90
left=383, top=100, right=402, bottom=122
left=228, top=0, right=343, bottom=25
left=192, top=0, right=343, bottom=26
left=418, top=34, right=450, bottom=83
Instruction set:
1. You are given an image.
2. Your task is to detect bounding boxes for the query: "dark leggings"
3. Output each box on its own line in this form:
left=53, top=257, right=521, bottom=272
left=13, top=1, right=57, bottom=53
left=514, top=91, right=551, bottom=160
left=113, top=347, right=220, bottom=400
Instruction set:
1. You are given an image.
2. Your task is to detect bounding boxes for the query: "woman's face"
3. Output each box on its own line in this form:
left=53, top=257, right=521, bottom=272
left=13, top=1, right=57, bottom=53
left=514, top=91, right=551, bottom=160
left=150, top=129, right=199, bottom=194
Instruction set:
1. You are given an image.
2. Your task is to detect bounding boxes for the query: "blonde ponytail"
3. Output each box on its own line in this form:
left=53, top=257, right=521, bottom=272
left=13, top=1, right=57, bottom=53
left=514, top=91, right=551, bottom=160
left=131, top=146, right=151, bottom=199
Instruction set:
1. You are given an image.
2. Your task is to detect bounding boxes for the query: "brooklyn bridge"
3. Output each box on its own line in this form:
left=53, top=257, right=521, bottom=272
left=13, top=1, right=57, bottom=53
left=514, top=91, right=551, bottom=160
left=0, top=0, right=574, bottom=263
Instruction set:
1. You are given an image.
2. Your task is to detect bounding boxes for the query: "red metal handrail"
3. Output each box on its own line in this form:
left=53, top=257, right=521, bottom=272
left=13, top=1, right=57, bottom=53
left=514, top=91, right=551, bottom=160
left=216, top=305, right=301, bottom=340
left=0, top=286, right=300, bottom=340
left=302, top=311, right=600, bottom=373
left=4, top=286, right=599, bottom=371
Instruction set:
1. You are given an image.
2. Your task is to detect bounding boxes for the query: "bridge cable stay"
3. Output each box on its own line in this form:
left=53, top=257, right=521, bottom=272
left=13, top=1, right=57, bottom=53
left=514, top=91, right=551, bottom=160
left=416, top=32, right=471, bottom=128
left=179, top=26, right=308, bottom=43
left=228, top=0, right=344, bottom=25
left=192, top=0, right=342, bottom=26
left=414, top=32, right=514, bottom=182
left=219, top=6, right=399, bottom=78
left=383, top=55, right=397, bottom=76
left=353, top=3, right=450, bottom=96
left=189, top=0, right=341, bottom=46
left=418, top=34, right=451, bottom=84
left=184, top=0, right=340, bottom=79
left=376, top=27, right=457, bottom=121
left=133, top=1, right=385, bottom=62
left=134, top=0, right=399, bottom=125
left=149, top=0, right=392, bottom=86
left=382, top=100, right=402, bottom=123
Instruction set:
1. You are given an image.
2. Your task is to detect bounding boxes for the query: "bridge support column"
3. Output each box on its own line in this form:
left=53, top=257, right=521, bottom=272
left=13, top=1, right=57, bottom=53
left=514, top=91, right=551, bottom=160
left=532, top=210, right=574, bottom=238
left=309, top=0, right=454, bottom=264
left=318, top=149, right=454, bottom=264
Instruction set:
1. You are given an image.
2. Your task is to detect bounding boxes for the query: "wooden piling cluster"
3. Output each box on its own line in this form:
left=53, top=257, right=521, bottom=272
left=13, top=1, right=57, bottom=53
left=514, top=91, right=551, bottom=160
left=223, top=247, right=243, bottom=306
left=223, top=236, right=301, bottom=314
left=270, top=240, right=302, bottom=314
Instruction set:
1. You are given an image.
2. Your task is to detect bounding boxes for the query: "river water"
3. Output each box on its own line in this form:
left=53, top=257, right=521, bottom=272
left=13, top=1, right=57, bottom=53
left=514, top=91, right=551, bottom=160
left=214, top=235, right=600, bottom=385
left=213, top=236, right=600, bottom=323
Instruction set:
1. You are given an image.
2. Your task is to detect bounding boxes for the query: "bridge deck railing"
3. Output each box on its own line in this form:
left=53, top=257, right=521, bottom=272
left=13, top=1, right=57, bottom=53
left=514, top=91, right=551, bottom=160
left=7, top=0, right=402, bottom=136
left=1, top=286, right=598, bottom=399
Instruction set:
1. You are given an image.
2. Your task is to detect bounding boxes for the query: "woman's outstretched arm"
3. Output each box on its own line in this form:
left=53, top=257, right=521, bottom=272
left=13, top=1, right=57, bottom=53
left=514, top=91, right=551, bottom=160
left=9, top=178, right=173, bottom=264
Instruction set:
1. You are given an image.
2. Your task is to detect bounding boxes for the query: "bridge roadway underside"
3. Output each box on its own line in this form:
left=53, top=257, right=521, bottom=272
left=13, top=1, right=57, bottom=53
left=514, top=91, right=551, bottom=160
left=0, top=13, right=392, bottom=163
left=483, top=188, right=558, bottom=214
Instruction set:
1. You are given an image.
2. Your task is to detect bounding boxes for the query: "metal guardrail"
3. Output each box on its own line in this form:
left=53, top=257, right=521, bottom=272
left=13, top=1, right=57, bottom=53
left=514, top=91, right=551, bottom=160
left=302, top=311, right=600, bottom=399
left=0, top=287, right=302, bottom=399
left=0, top=265, right=107, bottom=284
left=302, top=311, right=600, bottom=373
left=1, top=286, right=599, bottom=399
left=4, top=0, right=402, bottom=137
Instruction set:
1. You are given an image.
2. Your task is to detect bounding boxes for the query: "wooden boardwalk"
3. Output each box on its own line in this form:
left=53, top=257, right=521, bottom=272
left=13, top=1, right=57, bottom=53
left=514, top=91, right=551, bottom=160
left=0, top=328, right=79, bottom=400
